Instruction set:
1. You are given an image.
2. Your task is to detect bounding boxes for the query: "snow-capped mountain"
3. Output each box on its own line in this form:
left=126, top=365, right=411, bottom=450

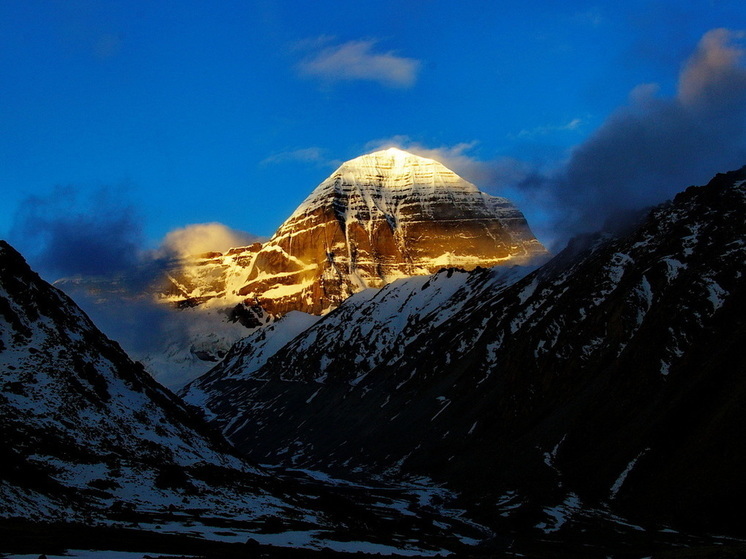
left=164, top=148, right=547, bottom=316
left=184, top=167, right=746, bottom=539
left=48, top=148, right=545, bottom=391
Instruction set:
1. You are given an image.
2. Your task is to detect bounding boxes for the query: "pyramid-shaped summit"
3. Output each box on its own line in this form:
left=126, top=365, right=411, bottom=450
left=164, top=148, right=548, bottom=316
left=288, top=147, right=503, bottom=219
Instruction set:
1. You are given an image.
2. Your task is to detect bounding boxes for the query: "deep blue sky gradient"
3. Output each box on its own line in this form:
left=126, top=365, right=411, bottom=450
left=2, top=0, right=745, bottom=263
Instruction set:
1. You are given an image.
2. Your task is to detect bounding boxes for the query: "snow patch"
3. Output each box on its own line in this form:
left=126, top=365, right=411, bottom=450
left=535, top=493, right=582, bottom=533
left=610, top=449, right=648, bottom=499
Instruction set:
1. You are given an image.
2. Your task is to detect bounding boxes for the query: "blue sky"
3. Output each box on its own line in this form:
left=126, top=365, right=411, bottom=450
left=2, top=1, right=745, bottom=277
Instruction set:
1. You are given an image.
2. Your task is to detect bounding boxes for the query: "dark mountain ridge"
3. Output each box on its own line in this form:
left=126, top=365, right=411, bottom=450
left=4, top=166, right=746, bottom=556
left=0, top=238, right=282, bottom=521
left=185, top=166, right=746, bottom=539
left=0, top=240, right=493, bottom=556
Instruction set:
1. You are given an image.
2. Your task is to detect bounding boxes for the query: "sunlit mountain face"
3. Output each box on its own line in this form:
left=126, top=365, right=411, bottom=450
left=2, top=165, right=746, bottom=557
left=162, top=147, right=547, bottom=317
left=43, top=149, right=547, bottom=391
left=184, top=167, right=746, bottom=551
left=119, top=148, right=545, bottom=387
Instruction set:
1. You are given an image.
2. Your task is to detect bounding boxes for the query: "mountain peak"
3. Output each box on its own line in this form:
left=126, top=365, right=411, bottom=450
left=350, top=147, right=438, bottom=168
left=332, top=147, right=455, bottom=183
left=375, top=146, right=410, bottom=155
left=367, top=146, right=415, bottom=157
left=162, top=149, right=547, bottom=319
left=242, top=148, right=548, bottom=314
left=289, top=148, right=478, bottom=221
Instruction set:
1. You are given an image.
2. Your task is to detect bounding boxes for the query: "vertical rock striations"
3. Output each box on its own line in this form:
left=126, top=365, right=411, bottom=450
left=184, top=167, right=746, bottom=537
left=164, top=148, right=547, bottom=315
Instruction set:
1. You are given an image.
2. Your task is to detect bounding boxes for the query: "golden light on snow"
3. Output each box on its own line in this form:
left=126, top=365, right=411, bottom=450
left=161, top=222, right=257, bottom=257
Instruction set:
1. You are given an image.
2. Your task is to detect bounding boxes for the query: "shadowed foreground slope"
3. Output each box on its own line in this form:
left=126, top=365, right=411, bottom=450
left=186, top=167, right=746, bottom=540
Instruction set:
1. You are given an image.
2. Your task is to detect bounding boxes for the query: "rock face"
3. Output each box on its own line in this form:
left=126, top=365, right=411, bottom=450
left=184, top=167, right=746, bottom=539
left=164, top=148, right=547, bottom=315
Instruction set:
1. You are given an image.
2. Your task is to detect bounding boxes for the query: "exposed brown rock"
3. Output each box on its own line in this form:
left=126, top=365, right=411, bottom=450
left=162, top=148, right=547, bottom=316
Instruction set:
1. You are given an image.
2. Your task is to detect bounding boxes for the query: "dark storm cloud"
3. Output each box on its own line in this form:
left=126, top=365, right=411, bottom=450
left=7, top=186, right=259, bottom=364
left=518, top=28, right=746, bottom=250
left=9, top=185, right=145, bottom=278
left=7, top=185, right=176, bottom=355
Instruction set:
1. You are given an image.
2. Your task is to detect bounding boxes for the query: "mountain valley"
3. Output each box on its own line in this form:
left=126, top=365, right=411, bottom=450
left=0, top=239, right=490, bottom=557
left=2, top=157, right=746, bottom=558
left=183, top=165, right=746, bottom=550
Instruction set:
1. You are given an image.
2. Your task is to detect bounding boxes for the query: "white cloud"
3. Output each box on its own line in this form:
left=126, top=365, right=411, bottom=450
left=160, top=223, right=262, bottom=258
left=516, top=118, right=584, bottom=139
left=261, top=147, right=340, bottom=168
left=298, top=39, right=421, bottom=88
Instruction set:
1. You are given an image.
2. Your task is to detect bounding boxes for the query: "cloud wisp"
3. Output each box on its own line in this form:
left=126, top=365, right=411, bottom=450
left=298, top=39, right=421, bottom=88
left=516, top=118, right=584, bottom=139
left=260, top=147, right=342, bottom=168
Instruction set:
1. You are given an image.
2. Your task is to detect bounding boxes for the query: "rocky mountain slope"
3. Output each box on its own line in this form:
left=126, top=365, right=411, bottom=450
left=0, top=239, right=288, bottom=523
left=52, top=148, right=546, bottom=391
left=163, top=148, right=547, bottom=316
left=184, top=167, right=746, bottom=539
left=0, top=240, right=490, bottom=556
